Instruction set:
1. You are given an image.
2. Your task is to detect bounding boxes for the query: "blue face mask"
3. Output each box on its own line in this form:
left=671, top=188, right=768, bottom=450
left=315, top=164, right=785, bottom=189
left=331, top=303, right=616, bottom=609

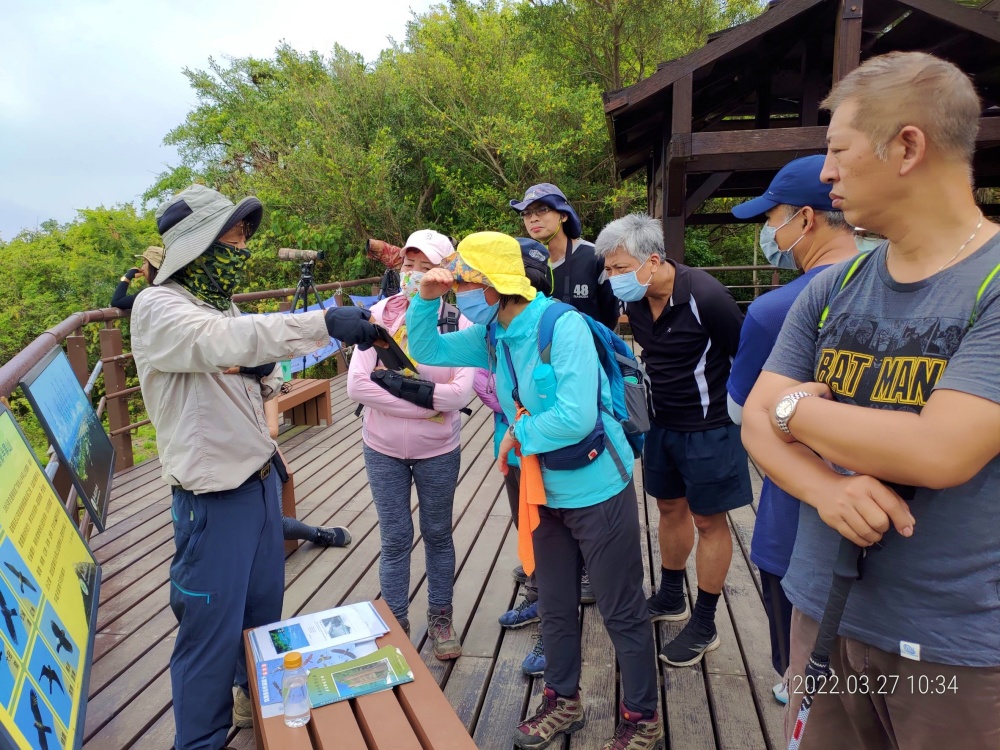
left=855, top=235, right=885, bottom=253
left=760, top=209, right=804, bottom=270
left=609, top=258, right=652, bottom=302
left=456, top=287, right=499, bottom=325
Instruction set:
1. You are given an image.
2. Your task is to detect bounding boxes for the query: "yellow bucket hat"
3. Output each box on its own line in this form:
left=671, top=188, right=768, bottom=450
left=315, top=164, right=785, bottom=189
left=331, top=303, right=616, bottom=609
left=444, top=232, right=537, bottom=301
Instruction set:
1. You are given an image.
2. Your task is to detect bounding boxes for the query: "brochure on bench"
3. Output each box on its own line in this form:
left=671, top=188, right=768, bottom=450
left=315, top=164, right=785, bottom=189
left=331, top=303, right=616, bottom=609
left=248, top=601, right=389, bottom=663
left=307, top=646, right=414, bottom=708
left=255, top=640, right=379, bottom=718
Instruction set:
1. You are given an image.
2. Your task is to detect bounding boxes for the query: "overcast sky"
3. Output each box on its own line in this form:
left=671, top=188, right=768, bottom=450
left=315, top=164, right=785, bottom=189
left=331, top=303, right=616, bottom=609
left=0, top=0, right=435, bottom=240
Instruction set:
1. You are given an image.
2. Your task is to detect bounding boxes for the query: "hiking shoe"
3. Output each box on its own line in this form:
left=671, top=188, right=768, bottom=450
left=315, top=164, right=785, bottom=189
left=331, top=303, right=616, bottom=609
left=521, top=634, right=546, bottom=676
left=580, top=569, right=596, bottom=605
left=428, top=605, right=462, bottom=660
left=397, top=617, right=410, bottom=637
left=500, top=597, right=541, bottom=629
left=646, top=594, right=690, bottom=623
left=232, top=686, right=253, bottom=728
left=658, top=621, right=720, bottom=667
left=513, top=686, right=585, bottom=748
left=512, top=565, right=529, bottom=584
left=313, top=526, right=352, bottom=547
left=772, top=678, right=789, bottom=705
left=601, top=703, right=664, bottom=750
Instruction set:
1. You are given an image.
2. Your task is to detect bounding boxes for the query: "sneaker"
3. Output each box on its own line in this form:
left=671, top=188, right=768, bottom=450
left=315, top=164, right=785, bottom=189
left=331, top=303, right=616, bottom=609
left=521, top=634, right=546, bottom=676
left=397, top=617, right=410, bottom=637
left=232, top=686, right=253, bottom=728
left=601, top=703, right=664, bottom=750
left=772, top=678, right=789, bottom=705
left=500, top=597, right=541, bottom=629
left=427, top=605, right=462, bottom=660
left=646, top=594, right=690, bottom=623
left=512, top=686, right=585, bottom=748
left=580, top=570, right=596, bottom=605
left=658, top=621, right=720, bottom=667
left=313, top=526, right=352, bottom=547
left=512, top=565, right=529, bottom=584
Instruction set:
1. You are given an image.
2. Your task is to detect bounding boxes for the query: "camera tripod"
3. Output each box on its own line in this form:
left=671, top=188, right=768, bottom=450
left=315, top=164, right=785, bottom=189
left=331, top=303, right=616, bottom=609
left=289, top=260, right=328, bottom=314
left=288, top=260, right=329, bottom=375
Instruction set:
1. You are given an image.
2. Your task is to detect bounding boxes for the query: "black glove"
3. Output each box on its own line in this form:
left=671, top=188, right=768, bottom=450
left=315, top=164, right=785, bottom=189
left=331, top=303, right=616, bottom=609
left=240, top=362, right=276, bottom=378
left=124, top=268, right=139, bottom=280
left=325, top=307, right=378, bottom=350
left=370, top=370, right=436, bottom=410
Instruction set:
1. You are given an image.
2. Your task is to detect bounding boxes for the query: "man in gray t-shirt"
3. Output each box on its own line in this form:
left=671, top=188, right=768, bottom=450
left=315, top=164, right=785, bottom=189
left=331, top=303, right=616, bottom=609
left=742, top=51, right=1000, bottom=750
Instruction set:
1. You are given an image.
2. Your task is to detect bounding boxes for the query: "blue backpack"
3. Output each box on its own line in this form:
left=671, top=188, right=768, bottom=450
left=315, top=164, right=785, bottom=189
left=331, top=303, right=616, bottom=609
left=491, top=301, right=652, bottom=471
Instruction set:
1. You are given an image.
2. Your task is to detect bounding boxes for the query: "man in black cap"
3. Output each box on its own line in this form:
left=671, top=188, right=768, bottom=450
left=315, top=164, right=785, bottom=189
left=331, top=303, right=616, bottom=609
left=131, top=184, right=377, bottom=750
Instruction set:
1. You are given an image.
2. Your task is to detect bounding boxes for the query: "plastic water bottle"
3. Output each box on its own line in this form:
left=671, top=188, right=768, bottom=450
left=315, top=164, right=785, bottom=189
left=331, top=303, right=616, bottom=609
left=282, top=651, right=311, bottom=727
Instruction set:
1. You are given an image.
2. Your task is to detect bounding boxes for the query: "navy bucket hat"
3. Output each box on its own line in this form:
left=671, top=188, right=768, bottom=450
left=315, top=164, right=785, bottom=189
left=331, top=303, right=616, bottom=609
left=509, top=183, right=582, bottom=239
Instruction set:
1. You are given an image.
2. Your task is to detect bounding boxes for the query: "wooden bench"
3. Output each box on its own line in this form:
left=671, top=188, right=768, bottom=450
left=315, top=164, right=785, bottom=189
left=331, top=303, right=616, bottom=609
left=244, top=600, right=478, bottom=750
left=277, top=379, right=333, bottom=428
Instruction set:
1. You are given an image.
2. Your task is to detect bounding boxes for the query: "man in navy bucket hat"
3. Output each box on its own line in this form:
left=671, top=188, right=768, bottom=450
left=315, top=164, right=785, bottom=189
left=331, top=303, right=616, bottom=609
left=727, top=154, right=859, bottom=704
left=510, top=183, right=620, bottom=331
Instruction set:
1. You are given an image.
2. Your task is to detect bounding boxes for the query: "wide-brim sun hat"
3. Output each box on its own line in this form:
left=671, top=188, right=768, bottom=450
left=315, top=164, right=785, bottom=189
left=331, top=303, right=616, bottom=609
left=402, top=229, right=454, bottom=266
left=444, top=232, right=536, bottom=301
left=508, top=182, right=582, bottom=240
left=135, top=246, right=165, bottom=269
left=153, top=184, right=263, bottom=283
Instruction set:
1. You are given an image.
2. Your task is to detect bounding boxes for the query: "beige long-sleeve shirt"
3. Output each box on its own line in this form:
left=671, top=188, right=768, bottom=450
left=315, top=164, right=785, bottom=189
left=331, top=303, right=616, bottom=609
left=131, top=282, right=331, bottom=493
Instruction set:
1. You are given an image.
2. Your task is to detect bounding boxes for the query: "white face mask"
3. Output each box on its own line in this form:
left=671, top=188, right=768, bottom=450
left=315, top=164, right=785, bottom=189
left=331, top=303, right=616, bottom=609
left=760, top=208, right=804, bottom=270
left=401, top=271, right=424, bottom=297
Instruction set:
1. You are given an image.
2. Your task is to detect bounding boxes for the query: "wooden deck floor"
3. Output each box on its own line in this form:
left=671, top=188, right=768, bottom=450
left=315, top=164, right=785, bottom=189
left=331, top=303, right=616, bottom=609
left=83, top=374, right=783, bottom=750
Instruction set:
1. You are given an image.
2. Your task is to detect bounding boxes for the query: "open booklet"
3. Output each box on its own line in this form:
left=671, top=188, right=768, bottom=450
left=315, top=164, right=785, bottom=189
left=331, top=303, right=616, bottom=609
left=248, top=601, right=389, bottom=663
left=307, top=646, right=414, bottom=708
left=247, top=602, right=390, bottom=717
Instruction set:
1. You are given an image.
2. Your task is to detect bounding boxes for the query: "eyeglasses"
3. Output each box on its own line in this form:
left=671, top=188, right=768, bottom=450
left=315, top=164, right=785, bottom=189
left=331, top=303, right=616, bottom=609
left=519, top=205, right=553, bottom=219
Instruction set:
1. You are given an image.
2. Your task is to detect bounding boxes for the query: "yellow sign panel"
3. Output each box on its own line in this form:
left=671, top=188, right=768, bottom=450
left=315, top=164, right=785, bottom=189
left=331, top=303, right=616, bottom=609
left=0, top=407, right=100, bottom=750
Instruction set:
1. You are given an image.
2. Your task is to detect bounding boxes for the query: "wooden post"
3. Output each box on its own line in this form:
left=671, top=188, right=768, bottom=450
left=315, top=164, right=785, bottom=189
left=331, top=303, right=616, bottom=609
left=100, top=325, right=134, bottom=472
left=833, top=0, right=864, bottom=84
left=664, top=73, right=693, bottom=262
left=66, top=328, right=89, bottom=388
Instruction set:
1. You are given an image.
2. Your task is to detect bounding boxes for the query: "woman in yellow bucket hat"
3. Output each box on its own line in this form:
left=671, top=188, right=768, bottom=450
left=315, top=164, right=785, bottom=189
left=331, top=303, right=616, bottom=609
left=406, top=232, right=663, bottom=750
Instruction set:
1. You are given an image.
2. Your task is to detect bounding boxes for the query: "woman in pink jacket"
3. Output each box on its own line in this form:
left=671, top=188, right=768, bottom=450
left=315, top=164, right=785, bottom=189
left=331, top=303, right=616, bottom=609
left=347, top=229, right=475, bottom=660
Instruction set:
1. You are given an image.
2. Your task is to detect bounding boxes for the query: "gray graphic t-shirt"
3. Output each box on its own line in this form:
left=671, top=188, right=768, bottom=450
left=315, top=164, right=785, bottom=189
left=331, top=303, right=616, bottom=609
left=764, top=235, right=1000, bottom=667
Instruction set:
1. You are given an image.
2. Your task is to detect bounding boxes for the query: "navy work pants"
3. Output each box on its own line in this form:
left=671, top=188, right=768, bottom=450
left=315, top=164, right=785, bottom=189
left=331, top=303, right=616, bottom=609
left=169, top=470, right=283, bottom=750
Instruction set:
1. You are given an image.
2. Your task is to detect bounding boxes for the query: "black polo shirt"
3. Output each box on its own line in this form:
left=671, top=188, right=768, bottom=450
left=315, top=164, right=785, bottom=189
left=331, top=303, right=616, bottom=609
left=626, top=261, right=743, bottom=432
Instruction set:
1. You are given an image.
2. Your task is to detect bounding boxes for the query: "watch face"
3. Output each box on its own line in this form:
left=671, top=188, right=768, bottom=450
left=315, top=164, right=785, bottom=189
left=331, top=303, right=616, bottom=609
left=775, top=397, right=794, bottom=420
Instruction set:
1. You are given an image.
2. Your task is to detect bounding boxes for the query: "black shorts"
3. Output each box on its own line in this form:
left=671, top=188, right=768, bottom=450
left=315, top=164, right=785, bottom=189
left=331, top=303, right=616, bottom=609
left=642, top=422, right=752, bottom=515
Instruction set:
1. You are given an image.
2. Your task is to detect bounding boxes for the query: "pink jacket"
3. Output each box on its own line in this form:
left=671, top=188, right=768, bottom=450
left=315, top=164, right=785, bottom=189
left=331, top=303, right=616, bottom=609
left=347, top=294, right=476, bottom=460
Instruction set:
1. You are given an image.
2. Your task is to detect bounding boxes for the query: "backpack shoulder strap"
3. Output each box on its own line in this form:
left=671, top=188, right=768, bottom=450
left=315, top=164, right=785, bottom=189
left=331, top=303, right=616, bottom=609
left=537, top=301, right=577, bottom=364
left=968, top=261, right=1000, bottom=329
left=818, top=252, right=875, bottom=331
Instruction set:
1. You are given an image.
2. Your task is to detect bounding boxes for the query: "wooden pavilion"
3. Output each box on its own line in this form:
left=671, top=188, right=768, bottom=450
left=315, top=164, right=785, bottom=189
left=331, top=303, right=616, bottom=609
left=603, top=0, right=1000, bottom=260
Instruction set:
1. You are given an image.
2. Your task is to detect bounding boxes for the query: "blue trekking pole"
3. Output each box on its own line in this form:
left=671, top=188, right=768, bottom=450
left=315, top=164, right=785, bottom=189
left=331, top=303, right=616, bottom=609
left=787, top=536, right=863, bottom=750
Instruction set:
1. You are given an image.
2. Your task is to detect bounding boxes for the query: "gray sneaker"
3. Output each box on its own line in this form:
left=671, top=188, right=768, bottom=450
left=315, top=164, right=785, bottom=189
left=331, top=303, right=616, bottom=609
left=580, top=569, right=596, bottom=605
left=428, top=605, right=462, bottom=660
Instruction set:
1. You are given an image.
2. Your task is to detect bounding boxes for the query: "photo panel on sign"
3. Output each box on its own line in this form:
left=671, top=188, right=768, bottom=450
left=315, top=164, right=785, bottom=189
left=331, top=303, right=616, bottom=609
left=0, top=575, right=29, bottom=661
left=26, top=635, right=72, bottom=731
left=18, top=348, right=115, bottom=532
left=13, top=681, right=63, bottom=750
left=0, top=539, right=42, bottom=611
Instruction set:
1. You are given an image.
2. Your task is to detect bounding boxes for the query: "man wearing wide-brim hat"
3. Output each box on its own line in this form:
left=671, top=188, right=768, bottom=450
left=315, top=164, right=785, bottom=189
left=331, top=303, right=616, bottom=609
left=131, top=184, right=378, bottom=750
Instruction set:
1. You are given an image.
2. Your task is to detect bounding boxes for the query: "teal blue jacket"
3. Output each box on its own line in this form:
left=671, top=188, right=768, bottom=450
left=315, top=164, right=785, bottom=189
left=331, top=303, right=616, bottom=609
left=406, top=294, right=632, bottom=508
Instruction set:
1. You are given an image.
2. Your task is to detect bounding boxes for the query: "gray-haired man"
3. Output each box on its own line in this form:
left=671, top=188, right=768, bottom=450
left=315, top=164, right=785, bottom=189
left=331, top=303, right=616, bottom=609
left=132, top=184, right=377, bottom=750
left=595, top=214, right=751, bottom=667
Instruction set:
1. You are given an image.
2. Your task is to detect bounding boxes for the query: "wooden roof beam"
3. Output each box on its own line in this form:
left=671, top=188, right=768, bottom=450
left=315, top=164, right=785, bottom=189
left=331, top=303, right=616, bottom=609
left=833, top=0, right=864, bottom=84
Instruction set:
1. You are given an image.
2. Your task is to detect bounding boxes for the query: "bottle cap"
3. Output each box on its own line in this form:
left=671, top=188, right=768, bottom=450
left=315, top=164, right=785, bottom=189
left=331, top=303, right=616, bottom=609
left=284, top=651, right=303, bottom=670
